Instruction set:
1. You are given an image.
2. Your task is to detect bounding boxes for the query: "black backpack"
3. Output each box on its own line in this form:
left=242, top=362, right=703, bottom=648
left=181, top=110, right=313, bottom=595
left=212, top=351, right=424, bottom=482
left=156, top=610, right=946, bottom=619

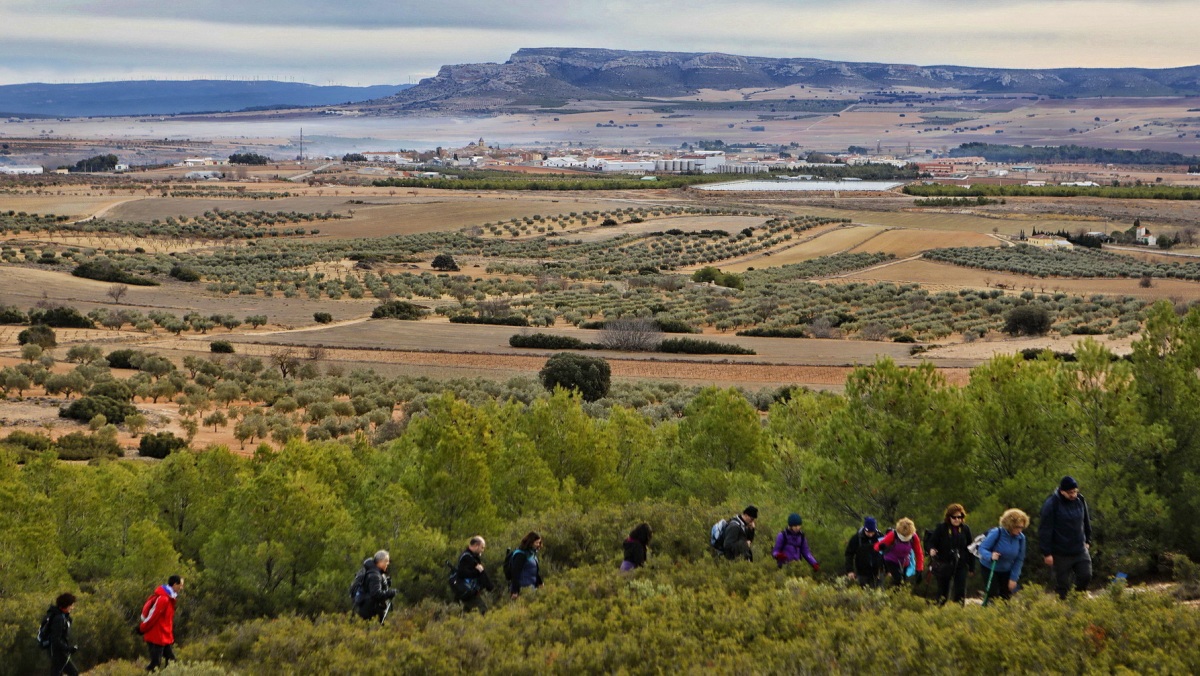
left=36, top=608, right=53, bottom=650
left=503, top=548, right=520, bottom=582
left=447, top=553, right=479, bottom=600
left=349, top=562, right=368, bottom=605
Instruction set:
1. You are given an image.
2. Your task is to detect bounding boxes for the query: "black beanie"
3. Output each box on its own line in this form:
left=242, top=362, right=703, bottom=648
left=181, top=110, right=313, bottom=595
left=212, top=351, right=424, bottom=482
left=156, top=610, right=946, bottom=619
left=744, top=505, right=759, bottom=519
left=1059, top=476, right=1079, bottom=491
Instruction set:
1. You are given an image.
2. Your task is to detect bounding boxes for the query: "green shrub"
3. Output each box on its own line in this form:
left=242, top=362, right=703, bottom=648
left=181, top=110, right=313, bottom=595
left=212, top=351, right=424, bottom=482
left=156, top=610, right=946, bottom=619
left=509, top=333, right=592, bottom=350
left=88, top=380, right=134, bottom=402
left=210, top=340, right=235, bottom=354
left=2, top=429, right=54, bottom=452
left=105, top=349, right=145, bottom=370
left=17, top=324, right=56, bottom=348
left=138, top=432, right=187, bottom=459
left=0, top=305, right=27, bottom=324
left=538, top=352, right=611, bottom=402
left=654, top=318, right=697, bottom=334
left=1004, top=304, right=1053, bottom=336
left=450, top=315, right=529, bottom=327
left=371, top=300, right=427, bottom=320
left=313, top=312, right=333, bottom=324
left=72, top=260, right=158, bottom=286
left=54, top=431, right=123, bottom=460
left=657, top=338, right=755, bottom=355
left=737, top=327, right=809, bottom=338
left=60, top=395, right=137, bottom=425
left=169, top=264, right=201, bottom=282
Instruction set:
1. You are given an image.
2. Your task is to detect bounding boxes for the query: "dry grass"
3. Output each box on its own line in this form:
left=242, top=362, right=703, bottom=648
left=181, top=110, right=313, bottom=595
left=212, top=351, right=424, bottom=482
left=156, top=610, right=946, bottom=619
left=848, top=229, right=1001, bottom=256
left=831, top=257, right=1200, bottom=300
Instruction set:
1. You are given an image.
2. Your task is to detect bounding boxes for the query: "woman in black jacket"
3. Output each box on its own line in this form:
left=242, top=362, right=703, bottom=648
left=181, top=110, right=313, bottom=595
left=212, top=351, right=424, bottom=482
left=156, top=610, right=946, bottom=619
left=926, top=503, right=975, bottom=605
left=621, top=523, right=652, bottom=571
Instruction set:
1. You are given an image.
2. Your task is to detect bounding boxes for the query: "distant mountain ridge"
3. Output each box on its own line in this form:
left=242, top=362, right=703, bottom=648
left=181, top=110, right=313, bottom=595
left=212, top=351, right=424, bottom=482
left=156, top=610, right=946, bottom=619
left=0, top=80, right=410, bottom=117
left=379, top=47, right=1200, bottom=109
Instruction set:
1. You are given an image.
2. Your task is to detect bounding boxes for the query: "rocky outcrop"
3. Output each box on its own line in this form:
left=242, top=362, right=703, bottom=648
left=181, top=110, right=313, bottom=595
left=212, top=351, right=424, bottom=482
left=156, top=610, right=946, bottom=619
left=374, top=48, right=1200, bottom=111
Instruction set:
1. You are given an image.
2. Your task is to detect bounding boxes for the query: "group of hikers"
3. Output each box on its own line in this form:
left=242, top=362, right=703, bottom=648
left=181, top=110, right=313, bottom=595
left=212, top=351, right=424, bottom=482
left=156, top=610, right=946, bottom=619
left=721, top=475, right=1092, bottom=605
left=40, top=575, right=182, bottom=675
left=40, top=476, right=1091, bottom=670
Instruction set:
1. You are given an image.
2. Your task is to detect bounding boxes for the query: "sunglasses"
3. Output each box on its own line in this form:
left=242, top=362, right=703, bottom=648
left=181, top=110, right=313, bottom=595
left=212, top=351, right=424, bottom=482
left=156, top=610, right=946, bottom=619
left=950, top=515, right=965, bottom=520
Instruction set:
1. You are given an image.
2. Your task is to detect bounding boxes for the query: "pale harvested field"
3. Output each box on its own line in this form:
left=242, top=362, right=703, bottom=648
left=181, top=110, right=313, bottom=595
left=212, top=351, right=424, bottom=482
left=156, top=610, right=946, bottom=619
left=0, top=194, right=136, bottom=219
left=832, top=258, right=1200, bottom=301
left=1, top=234, right=215, bottom=254
left=567, top=215, right=765, bottom=243
left=848, top=229, right=1001, bottom=256
left=0, top=266, right=378, bottom=327
left=789, top=206, right=1104, bottom=237
left=106, top=193, right=651, bottom=238
left=182, top=318, right=962, bottom=367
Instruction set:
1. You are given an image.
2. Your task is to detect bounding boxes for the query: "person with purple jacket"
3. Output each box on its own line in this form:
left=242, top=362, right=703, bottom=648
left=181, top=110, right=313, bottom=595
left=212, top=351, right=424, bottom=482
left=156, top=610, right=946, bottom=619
left=772, top=513, right=819, bottom=572
left=621, top=523, right=652, bottom=572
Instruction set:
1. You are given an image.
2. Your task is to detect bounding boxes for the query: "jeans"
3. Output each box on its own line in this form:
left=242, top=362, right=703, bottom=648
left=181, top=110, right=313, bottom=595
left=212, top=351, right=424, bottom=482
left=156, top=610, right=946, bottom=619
left=1052, top=549, right=1092, bottom=599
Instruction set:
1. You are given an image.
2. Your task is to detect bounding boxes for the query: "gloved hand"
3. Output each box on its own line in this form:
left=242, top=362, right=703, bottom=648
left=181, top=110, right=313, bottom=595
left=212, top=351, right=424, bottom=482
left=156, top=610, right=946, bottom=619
left=812, top=563, right=820, bottom=573
left=384, top=589, right=398, bottom=599
left=71, top=645, right=79, bottom=653
left=773, top=552, right=787, bottom=562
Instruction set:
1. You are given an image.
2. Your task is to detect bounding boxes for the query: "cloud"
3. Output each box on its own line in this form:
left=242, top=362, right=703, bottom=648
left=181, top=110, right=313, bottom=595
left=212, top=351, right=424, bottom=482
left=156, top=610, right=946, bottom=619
left=0, top=1, right=1196, bottom=85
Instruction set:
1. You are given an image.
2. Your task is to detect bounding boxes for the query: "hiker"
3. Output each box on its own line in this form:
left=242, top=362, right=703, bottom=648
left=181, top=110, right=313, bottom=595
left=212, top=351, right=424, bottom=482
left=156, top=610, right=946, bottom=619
left=772, top=513, right=819, bottom=572
left=1039, top=475, right=1093, bottom=599
left=454, top=536, right=495, bottom=614
left=44, top=592, right=78, bottom=676
left=721, top=505, right=758, bottom=561
left=979, top=508, right=1029, bottom=602
left=139, top=575, right=183, bottom=672
left=845, top=516, right=884, bottom=587
left=926, top=503, right=975, bottom=605
left=355, top=551, right=397, bottom=622
left=621, top=523, right=653, bottom=571
left=875, top=518, right=924, bottom=588
left=509, top=532, right=544, bottom=599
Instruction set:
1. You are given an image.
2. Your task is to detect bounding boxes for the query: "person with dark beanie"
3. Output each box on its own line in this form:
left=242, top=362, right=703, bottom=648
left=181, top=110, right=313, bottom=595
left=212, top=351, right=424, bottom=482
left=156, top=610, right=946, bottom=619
left=1038, top=476, right=1092, bottom=598
left=621, top=523, right=653, bottom=571
left=45, top=592, right=78, bottom=675
left=844, top=516, right=884, bottom=587
left=772, top=513, right=819, bottom=571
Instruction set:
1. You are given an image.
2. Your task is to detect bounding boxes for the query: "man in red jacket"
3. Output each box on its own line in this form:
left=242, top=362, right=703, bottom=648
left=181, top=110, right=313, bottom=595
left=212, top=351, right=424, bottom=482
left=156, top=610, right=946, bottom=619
left=139, top=575, right=184, bottom=671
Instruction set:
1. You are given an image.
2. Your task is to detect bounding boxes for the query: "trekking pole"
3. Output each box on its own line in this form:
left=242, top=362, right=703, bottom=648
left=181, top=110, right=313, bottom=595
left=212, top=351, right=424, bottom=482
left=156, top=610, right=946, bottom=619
left=981, top=562, right=997, bottom=607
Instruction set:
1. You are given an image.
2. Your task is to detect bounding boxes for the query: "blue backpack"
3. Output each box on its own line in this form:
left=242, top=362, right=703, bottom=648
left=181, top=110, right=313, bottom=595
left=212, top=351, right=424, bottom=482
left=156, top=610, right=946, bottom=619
left=710, top=519, right=729, bottom=552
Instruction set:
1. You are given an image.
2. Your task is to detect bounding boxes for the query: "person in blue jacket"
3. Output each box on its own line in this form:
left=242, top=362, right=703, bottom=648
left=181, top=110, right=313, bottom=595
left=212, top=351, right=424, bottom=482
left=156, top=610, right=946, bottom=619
left=978, top=508, right=1029, bottom=601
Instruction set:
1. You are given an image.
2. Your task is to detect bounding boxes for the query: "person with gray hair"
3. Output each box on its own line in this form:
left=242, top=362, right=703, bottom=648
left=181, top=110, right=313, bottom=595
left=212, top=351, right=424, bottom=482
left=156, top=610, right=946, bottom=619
left=354, top=550, right=397, bottom=623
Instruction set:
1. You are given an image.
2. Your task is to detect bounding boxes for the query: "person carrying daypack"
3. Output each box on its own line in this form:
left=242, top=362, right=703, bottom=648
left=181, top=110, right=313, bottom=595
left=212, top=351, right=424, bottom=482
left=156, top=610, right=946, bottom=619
left=844, top=516, right=884, bottom=587
left=926, top=503, right=975, bottom=605
left=875, top=517, right=924, bottom=588
left=978, top=509, right=1029, bottom=603
left=41, top=592, right=78, bottom=675
left=508, top=532, right=545, bottom=599
left=718, top=506, right=758, bottom=561
left=621, top=523, right=653, bottom=572
left=353, top=551, right=397, bottom=623
left=772, top=513, right=819, bottom=572
left=139, top=575, right=184, bottom=672
left=1038, top=475, right=1093, bottom=599
left=451, top=536, right=495, bottom=614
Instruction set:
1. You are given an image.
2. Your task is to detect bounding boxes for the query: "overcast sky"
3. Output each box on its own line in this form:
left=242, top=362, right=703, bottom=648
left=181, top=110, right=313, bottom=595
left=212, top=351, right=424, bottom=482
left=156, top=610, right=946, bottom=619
left=3, top=0, right=1197, bottom=86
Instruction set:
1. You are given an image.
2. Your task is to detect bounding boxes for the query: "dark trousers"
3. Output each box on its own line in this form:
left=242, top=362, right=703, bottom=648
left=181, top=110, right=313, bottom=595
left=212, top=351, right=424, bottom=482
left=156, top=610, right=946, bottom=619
left=883, top=560, right=909, bottom=588
left=146, top=642, right=176, bottom=671
left=1052, top=550, right=1092, bottom=599
left=49, top=649, right=78, bottom=676
left=984, top=567, right=1013, bottom=602
left=934, top=560, right=969, bottom=605
left=461, top=592, right=488, bottom=615
left=854, top=567, right=882, bottom=588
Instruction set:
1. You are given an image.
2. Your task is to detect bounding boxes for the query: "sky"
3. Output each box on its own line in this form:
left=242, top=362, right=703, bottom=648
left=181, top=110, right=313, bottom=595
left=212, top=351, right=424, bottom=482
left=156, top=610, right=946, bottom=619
left=2, top=0, right=1198, bottom=86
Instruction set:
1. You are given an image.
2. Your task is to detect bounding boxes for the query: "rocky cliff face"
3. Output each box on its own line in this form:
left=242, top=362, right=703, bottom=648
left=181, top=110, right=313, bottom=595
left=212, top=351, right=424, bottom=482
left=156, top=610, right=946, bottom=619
left=376, top=48, right=1200, bottom=110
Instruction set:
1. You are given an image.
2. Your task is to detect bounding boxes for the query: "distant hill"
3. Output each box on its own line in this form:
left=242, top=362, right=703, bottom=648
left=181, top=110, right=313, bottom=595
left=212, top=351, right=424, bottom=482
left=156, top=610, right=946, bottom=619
left=0, top=80, right=411, bottom=117
left=376, top=47, right=1200, bottom=110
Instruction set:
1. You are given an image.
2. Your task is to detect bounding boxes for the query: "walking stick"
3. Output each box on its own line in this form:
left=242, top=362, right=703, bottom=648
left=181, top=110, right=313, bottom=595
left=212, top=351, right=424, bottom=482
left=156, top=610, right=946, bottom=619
left=981, top=562, right=997, bottom=607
